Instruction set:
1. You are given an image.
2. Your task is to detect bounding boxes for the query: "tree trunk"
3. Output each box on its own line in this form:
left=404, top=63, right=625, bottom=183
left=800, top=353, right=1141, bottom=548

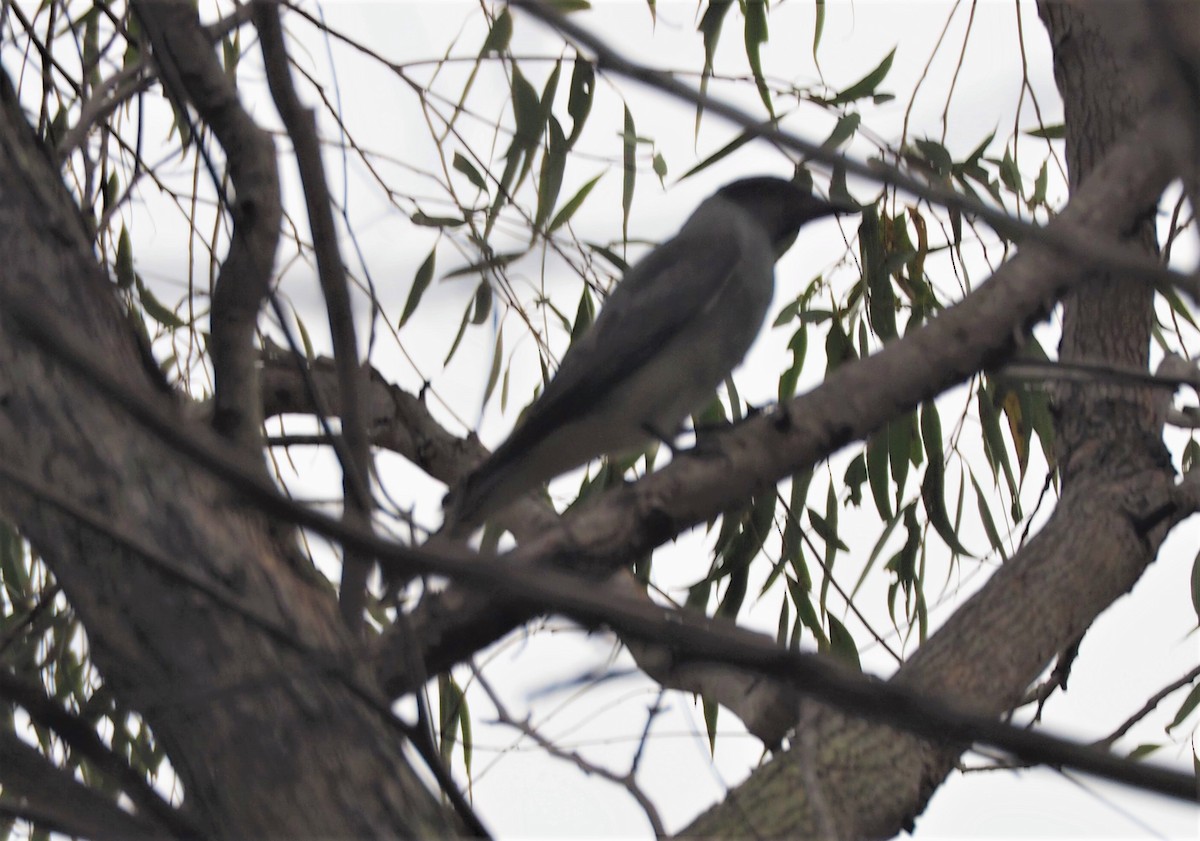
left=0, top=75, right=460, bottom=838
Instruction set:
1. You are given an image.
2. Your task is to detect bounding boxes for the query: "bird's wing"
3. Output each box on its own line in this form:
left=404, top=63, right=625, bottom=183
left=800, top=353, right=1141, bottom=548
left=508, top=228, right=745, bottom=443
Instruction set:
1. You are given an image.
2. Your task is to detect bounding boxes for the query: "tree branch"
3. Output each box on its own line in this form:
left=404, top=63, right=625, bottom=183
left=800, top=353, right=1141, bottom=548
left=2, top=279, right=1195, bottom=806
left=0, top=673, right=196, bottom=838
left=0, top=733, right=166, bottom=841
left=252, top=0, right=374, bottom=633
left=390, top=110, right=1175, bottom=681
left=132, top=0, right=281, bottom=453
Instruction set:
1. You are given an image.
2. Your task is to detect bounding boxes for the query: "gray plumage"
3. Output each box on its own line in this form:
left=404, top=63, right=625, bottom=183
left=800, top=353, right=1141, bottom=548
left=444, top=176, right=854, bottom=532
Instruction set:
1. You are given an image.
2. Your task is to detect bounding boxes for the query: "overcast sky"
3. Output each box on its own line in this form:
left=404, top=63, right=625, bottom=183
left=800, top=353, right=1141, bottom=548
left=108, top=1, right=1200, bottom=836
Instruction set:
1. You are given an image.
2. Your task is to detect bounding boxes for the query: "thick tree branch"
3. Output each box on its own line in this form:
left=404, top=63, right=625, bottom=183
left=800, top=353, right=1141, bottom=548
left=132, top=0, right=281, bottom=453
left=388, top=111, right=1175, bottom=682
left=4, top=278, right=1195, bottom=806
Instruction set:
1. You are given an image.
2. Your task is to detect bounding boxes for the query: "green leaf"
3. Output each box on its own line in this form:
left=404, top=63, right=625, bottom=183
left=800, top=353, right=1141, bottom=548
left=827, top=615, right=861, bottom=671
left=914, top=138, right=953, bottom=177
left=566, top=57, right=595, bottom=147
left=859, top=207, right=896, bottom=340
left=789, top=576, right=827, bottom=648
left=1161, top=285, right=1200, bottom=330
left=483, top=327, right=503, bottom=407
left=621, top=104, right=637, bottom=243
left=115, top=225, right=135, bottom=289
left=977, top=383, right=1018, bottom=499
left=133, top=273, right=184, bottom=330
left=971, top=471, right=1008, bottom=562
left=438, top=674, right=469, bottom=766
left=998, top=147, right=1022, bottom=197
left=586, top=242, right=630, bottom=273
left=103, top=172, right=120, bottom=211
left=888, top=413, right=915, bottom=503
left=999, top=387, right=1029, bottom=478
left=866, top=427, right=892, bottom=520
left=443, top=302, right=473, bottom=366
left=825, top=320, right=855, bottom=370
left=570, top=285, right=595, bottom=344
left=222, top=32, right=242, bottom=83
left=884, top=504, right=920, bottom=596
left=786, top=470, right=813, bottom=580
left=743, top=0, right=773, bottom=117
left=537, top=60, right=563, bottom=141
left=652, top=152, right=667, bottom=182
left=480, top=8, right=513, bottom=55
left=843, top=454, right=866, bottom=507
left=855, top=506, right=904, bottom=599
left=1184, top=439, right=1200, bottom=474
left=1025, top=123, right=1064, bottom=140
left=83, top=9, right=100, bottom=86
left=827, top=47, right=896, bottom=106
left=548, top=173, right=603, bottom=233
left=510, top=64, right=544, bottom=149
left=295, top=313, right=315, bottom=360
left=822, top=112, right=862, bottom=150
left=400, top=247, right=436, bottom=328
left=546, top=0, right=591, bottom=10
left=920, top=402, right=972, bottom=557
left=535, top=117, right=568, bottom=231
left=123, top=13, right=143, bottom=70
left=806, top=506, right=847, bottom=553
left=452, top=152, right=488, bottom=191
left=470, top=280, right=492, bottom=325
left=703, top=695, right=719, bottom=754
left=1167, top=682, right=1200, bottom=732
left=777, top=324, right=807, bottom=401
left=442, top=250, right=523, bottom=281
left=820, top=485, right=840, bottom=613
left=679, top=127, right=759, bottom=180
left=813, top=0, right=826, bottom=59
left=1028, top=159, right=1049, bottom=209
left=696, top=0, right=734, bottom=132
left=1127, top=743, right=1162, bottom=761
left=411, top=211, right=465, bottom=228
left=1192, top=547, right=1200, bottom=624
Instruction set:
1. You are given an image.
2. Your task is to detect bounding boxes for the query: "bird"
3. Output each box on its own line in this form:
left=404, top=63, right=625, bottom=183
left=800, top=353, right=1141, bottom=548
left=443, top=176, right=856, bottom=533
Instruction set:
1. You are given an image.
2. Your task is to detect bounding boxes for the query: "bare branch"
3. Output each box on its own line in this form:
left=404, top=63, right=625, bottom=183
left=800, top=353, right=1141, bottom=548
left=1096, top=664, right=1200, bottom=750
left=252, top=0, right=374, bottom=633
left=132, top=0, right=281, bottom=452
left=472, top=670, right=667, bottom=838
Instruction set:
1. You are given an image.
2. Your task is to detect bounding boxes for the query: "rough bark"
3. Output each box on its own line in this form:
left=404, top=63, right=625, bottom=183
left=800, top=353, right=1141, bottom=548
left=0, top=71, right=460, bottom=840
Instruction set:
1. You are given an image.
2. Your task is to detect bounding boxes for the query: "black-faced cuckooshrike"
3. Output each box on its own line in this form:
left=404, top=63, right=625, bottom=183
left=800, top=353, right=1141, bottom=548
left=444, top=176, right=856, bottom=532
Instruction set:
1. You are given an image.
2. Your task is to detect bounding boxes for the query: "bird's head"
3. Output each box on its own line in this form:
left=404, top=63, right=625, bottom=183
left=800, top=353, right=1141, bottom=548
left=715, top=176, right=859, bottom=256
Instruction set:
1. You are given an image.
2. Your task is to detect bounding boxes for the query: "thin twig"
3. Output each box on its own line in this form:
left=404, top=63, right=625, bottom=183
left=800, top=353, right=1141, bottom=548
left=472, top=669, right=668, bottom=837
